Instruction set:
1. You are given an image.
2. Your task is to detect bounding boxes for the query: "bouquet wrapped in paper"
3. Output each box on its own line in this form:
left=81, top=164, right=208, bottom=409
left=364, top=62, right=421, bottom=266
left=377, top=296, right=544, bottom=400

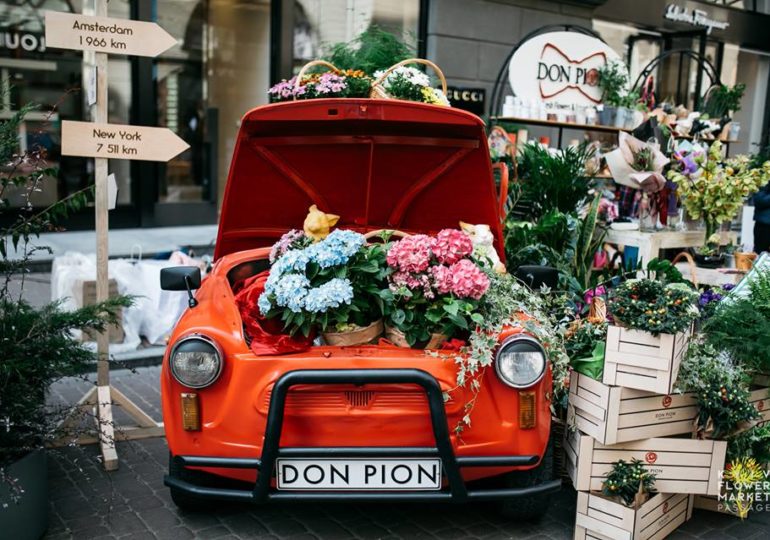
left=605, top=132, right=670, bottom=193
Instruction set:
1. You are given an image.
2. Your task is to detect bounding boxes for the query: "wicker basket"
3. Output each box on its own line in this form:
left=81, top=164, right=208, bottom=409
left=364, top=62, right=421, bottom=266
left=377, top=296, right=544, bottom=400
left=292, top=60, right=342, bottom=99
left=322, top=319, right=384, bottom=346
left=370, top=58, right=447, bottom=100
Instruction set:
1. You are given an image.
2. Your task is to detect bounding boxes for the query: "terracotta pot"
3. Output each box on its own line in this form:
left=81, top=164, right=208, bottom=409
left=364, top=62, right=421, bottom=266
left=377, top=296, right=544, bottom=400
left=735, top=251, right=757, bottom=271
left=384, top=325, right=447, bottom=349
left=322, top=319, right=383, bottom=346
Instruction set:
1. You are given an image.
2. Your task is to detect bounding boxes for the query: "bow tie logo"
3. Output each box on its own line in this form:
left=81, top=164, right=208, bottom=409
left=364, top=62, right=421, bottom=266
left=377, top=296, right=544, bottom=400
left=537, top=44, right=606, bottom=103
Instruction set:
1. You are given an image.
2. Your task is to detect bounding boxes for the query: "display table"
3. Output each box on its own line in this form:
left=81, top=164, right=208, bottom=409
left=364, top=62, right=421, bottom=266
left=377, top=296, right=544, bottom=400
left=604, top=229, right=709, bottom=266
left=674, top=264, right=746, bottom=287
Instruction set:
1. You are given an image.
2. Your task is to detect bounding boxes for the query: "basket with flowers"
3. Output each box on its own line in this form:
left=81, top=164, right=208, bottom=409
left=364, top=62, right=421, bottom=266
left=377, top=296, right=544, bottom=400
left=384, top=229, right=490, bottom=348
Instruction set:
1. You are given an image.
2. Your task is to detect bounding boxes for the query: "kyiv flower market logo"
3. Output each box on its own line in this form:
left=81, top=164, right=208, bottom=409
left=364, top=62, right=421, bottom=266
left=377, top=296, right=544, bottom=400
left=718, top=458, right=770, bottom=518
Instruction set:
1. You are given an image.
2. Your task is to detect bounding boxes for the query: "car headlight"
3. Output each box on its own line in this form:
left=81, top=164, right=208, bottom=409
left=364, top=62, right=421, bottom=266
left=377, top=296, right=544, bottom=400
left=495, top=335, right=547, bottom=389
left=170, top=335, right=223, bottom=388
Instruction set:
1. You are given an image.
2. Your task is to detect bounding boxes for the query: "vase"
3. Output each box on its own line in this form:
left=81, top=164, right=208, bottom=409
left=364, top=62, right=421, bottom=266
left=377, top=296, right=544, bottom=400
left=614, top=106, right=628, bottom=128
left=0, top=449, right=48, bottom=540
left=735, top=252, right=757, bottom=271
left=322, top=319, right=383, bottom=346
left=693, top=251, right=726, bottom=269
left=384, top=325, right=447, bottom=349
left=597, top=106, right=615, bottom=126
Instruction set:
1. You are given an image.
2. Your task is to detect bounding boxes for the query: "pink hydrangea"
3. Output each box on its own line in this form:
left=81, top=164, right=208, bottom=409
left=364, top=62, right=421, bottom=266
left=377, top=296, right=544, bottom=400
left=390, top=270, right=434, bottom=299
left=430, top=265, right=453, bottom=295
left=386, top=234, right=434, bottom=273
left=447, top=259, right=489, bottom=300
left=432, top=229, right=473, bottom=264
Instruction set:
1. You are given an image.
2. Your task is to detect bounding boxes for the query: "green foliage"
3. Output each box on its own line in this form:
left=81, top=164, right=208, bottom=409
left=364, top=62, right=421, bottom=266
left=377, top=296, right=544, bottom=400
left=728, top=425, right=770, bottom=464
left=597, top=61, right=628, bottom=107
left=572, top=194, right=606, bottom=294
left=609, top=279, right=699, bottom=335
left=324, top=25, right=414, bottom=75
left=676, top=341, right=757, bottom=438
left=515, top=142, right=596, bottom=219
left=704, top=83, right=746, bottom=118
left=703, top=267, right=770, bottom=372
left=602, top=458, right=656, bottom=507
left=1, top=97, right=131, bottom=466
left=0, top=296, right=130, bottom=465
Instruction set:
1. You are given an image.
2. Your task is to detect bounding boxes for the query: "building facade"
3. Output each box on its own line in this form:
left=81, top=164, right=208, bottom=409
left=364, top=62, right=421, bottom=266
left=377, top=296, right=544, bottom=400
left=2, top=0, right=769, bottom=229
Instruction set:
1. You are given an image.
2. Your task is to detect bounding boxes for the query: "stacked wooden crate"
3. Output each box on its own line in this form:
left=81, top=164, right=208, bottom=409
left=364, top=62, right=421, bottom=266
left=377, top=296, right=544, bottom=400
left=565, top=326, right=729, bottom=540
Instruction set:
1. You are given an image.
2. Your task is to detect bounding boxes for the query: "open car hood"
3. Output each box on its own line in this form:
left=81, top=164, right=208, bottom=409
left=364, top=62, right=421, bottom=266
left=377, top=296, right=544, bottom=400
left=215, top=99, right=504, bottom=260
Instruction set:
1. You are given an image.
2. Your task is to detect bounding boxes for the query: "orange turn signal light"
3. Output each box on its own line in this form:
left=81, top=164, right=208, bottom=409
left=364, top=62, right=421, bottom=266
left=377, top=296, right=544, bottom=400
left=181, top=393, right=200, bottom=431
left=519, top=391, right=536, bottom=429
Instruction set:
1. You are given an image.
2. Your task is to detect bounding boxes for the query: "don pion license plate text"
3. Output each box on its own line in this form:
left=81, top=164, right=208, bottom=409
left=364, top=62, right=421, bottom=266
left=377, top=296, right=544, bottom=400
left=275, top=458, right=443, bottom=491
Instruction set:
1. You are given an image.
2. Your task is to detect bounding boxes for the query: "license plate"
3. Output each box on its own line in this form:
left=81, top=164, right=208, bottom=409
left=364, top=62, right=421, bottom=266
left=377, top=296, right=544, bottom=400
left=275, top=458, right=442, bottom=491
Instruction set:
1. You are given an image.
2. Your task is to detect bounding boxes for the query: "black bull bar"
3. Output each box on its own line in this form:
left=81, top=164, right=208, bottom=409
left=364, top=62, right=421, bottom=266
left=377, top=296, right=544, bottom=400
left=164, top=368, right=561, bottom=502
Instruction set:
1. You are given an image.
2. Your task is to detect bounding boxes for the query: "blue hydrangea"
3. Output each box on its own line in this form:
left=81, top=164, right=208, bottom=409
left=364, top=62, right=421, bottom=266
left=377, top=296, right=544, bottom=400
left=303, top=278, right=354, bottom=313
left=273, top=274, right=310, bottom=312
left=273, top=249, right=310, bottom=274
left=306, top=230, right=365, bottom=268
left=257, top=292, right=273, bottom=315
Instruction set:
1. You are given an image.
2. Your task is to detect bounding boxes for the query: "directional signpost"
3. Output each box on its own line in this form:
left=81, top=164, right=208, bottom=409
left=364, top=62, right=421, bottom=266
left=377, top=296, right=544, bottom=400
left=46, top=3, right=185, bottom=471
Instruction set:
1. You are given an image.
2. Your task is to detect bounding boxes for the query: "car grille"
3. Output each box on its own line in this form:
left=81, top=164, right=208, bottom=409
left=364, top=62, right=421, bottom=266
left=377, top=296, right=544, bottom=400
left=259, top=388, right=434, bottom=414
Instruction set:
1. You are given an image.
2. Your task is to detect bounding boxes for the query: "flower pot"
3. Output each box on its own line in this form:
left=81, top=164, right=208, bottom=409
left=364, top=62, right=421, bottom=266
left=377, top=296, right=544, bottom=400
left=322, top=319, right=383, bottom=346
left=693, top=252, right=725, bottom=269
left=614, top=106, right=628, bottom=128
left=0, top=449, right=48, bottom=540
left=597, top=106, right=615, bottom=126
left=724, top=253, right=736, bottom=268
left=384, top=325, right=447, bottom=349
left=735, top=251, right=757, bottom=271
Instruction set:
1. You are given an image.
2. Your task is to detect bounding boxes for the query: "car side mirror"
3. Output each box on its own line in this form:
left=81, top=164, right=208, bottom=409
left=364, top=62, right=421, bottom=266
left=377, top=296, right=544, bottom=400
left=161, top=266, right=201, bottom=308
left=514, top=265, right=559, bottom=290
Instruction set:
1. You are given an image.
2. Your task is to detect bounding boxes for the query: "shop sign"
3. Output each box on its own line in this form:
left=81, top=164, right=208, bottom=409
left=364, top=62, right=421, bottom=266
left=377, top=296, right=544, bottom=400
left=0, top=30, right=46, bottom=54
left=446, top=86, right=485, bottom=115
left=508, top=31, right=625, bottom=106
left=664, top=4, right=729, bottom=35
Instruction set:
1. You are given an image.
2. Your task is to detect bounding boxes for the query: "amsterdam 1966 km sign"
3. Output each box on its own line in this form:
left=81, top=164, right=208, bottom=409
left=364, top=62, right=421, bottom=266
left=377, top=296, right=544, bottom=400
left=44, top=11, right=177, bottom=57
left=62, top=121, right=189, bottom=162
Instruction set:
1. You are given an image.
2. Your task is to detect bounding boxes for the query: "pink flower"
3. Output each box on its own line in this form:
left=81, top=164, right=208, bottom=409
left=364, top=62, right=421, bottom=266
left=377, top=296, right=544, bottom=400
left=448, top=259, right=489, bottom=300
left=430, top=265, right=453, bottom=294
left=432, top=229, right=473, bottom=264
left=390, top=270, right=434, bottom=299
left=386, top=235, right=434, bottom=273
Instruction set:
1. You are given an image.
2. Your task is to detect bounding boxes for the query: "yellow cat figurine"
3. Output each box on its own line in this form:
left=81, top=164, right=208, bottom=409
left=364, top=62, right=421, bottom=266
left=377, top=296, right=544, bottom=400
left=303, top=205, right=340, bottom=241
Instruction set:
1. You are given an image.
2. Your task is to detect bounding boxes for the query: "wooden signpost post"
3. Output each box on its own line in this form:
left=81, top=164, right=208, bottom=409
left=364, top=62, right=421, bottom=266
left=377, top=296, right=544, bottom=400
left=45, top=2, right=187, bottom=470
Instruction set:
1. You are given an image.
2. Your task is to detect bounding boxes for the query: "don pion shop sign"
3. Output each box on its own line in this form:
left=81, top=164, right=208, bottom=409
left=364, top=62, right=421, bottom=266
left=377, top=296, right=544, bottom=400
left=509, top=31, right=627, bottom=106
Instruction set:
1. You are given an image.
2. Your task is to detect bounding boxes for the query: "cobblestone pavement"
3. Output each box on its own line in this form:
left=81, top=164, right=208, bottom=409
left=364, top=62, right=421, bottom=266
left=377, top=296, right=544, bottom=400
left=44, top=367, right=770, bottom=540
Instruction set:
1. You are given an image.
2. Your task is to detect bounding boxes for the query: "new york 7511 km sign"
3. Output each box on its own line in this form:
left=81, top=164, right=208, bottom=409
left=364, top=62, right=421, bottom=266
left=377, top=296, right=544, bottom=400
left=62, top=121, right=189, bottom=162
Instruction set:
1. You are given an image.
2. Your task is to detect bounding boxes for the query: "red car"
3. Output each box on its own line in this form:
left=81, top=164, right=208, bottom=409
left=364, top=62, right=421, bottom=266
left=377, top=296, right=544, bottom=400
left=160, top=98, right=559, bottom=520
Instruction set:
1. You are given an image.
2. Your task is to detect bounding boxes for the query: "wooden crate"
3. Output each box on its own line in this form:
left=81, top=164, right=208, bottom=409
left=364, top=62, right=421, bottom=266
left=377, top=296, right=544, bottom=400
left=575, top=492, right=694, bottom=540
left=564, top=429, right=727, bottom=495
left=568, top=372, right=697, bottom=445
left=603, top=325, right=690, bottom=394
left=750, top=386, right=770, bottom=426
left=81, top=279, right=125, bottom=343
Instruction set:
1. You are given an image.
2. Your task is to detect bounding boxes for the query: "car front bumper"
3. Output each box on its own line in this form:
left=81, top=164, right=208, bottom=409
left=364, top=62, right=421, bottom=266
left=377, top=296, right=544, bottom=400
left=164, top=368, right=561, bottom=503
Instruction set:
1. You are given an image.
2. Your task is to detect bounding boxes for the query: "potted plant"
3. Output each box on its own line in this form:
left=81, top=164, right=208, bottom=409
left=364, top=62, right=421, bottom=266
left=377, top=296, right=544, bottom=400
left=597, top=60, right=628, bottom=126
left=257, top=228, right=390, bottom=345
left=1, top=104, right=128, bottom=539
left=575, top=458, right=695, bottom=540
left=703, top=83, right=746, bottom=121
left=668, top=141, right=770, bottom=264
left=384, top=229, right=490, bottom=348
left=604, top=278, right=699, bottom=393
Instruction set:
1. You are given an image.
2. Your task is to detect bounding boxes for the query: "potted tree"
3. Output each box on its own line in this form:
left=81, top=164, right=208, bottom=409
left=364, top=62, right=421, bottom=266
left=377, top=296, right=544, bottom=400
left=597, top=60, right=628, bottom=126
left=1, top=104, right=128, bottom=539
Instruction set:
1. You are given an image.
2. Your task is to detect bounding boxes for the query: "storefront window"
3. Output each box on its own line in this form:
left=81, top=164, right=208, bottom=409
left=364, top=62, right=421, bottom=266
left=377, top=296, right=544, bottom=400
left=0, top=0, right=132, bottom=208
left=293, top=0, right=419, bottom=71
